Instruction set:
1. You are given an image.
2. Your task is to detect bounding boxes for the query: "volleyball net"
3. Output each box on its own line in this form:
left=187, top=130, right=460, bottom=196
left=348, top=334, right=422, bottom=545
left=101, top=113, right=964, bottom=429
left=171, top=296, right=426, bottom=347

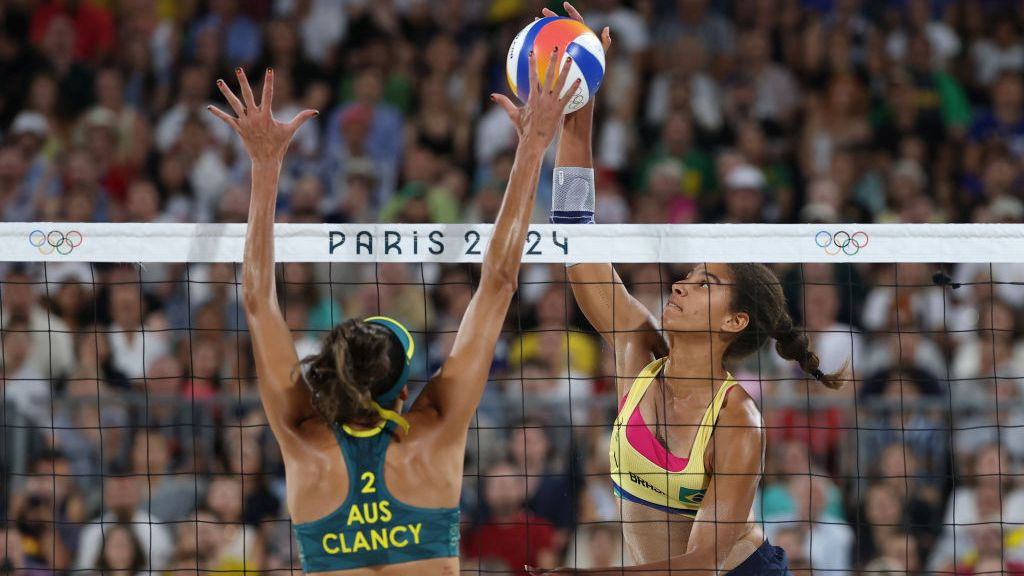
left=1, top=222, right=1023, bottom=575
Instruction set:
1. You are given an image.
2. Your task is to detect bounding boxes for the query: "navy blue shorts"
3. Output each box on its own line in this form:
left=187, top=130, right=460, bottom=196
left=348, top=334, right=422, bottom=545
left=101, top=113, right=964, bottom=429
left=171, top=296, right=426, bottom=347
left=727, top=541, right=793, bottom=576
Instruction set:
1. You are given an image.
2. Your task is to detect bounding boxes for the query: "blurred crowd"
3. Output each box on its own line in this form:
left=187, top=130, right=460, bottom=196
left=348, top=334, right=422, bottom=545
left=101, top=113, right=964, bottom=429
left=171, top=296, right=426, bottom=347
left=1, top=0, right=1024, bottom=575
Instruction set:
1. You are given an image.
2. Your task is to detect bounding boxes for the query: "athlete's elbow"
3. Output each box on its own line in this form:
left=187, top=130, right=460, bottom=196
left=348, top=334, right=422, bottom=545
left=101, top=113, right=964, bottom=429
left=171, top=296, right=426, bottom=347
left=681, top=540, right=731, bottom=575
left=242, top=289, right=264, bottom=312
left=481, top=263, right=519, bottom=294
left=242, top=288, right=276, bottom=315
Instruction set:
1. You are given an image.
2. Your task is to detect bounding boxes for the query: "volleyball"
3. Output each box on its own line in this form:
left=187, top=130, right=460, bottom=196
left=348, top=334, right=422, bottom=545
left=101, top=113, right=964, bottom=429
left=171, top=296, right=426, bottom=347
left=506, top=16, right=605, bottom=114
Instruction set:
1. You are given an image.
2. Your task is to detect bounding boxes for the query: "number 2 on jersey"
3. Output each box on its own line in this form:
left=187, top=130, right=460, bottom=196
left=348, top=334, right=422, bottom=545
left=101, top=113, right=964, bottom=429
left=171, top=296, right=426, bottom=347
left=361, top=472, right=376, bottom=494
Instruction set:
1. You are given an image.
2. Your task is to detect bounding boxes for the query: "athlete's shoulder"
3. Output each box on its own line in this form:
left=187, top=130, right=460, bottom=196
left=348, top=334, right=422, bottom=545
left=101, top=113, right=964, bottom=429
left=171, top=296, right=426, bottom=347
left=718, top=384, right=763, bottom=432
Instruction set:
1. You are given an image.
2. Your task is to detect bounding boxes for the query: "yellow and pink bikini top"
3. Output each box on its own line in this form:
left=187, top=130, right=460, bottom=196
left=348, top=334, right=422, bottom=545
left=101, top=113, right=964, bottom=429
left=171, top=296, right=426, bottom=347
left=609, top=357, right=740, bottom=517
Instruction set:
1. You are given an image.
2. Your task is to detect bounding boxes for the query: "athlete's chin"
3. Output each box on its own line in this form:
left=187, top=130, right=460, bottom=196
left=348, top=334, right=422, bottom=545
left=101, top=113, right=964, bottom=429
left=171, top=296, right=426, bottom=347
left=661, top=318, right=704, bottom=335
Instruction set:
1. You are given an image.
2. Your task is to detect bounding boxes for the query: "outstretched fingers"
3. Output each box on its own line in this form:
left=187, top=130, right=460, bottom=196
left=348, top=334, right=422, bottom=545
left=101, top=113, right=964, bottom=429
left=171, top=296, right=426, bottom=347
left=285, top=109, right=319, bottom=135
left=544, top=47, right=559, bottom=94
left=207, top=105, right=239, bottom=131
left=216, top=79, right=245, bottom=117
left=528, top=50, right=539, bottom=95
left=260, top=68, right=274, bottom=111
left=553, top=54, right=574, bottom=97
left=491, top=93, right=519, bottom=124
left=563, top=2, right=583, bottom=22
left=236, top=68, right=257, bottom=112
left=559, top=78, right=582, bottom=108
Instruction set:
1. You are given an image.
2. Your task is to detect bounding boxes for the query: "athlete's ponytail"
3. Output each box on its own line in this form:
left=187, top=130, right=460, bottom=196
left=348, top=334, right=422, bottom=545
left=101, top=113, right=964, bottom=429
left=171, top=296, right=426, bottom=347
left=725, top=264, right=846, bottom=389
left=301, top=319, right=406, bottom=428
left=772, top=315, right=846, bottom=390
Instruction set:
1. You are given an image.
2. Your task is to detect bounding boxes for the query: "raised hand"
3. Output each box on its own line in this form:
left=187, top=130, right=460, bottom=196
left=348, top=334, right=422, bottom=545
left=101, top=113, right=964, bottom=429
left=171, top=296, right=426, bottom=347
left=542, top=2, right=611, bottom=54
left=491, top=47, right=581, bottom=150
left=208, top=68, right=318, bottom=165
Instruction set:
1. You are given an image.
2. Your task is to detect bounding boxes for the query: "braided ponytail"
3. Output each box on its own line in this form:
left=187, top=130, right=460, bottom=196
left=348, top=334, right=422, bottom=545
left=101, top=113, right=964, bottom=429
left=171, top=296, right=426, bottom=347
left=772, top=316, right=846, bottom=389
left=725, top=264, right=847, bottom=390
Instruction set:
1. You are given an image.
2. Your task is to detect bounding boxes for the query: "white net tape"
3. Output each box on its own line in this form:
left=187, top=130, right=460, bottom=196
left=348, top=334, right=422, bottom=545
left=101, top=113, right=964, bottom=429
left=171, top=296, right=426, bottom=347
left=6, top=223, right=1024, bottom=263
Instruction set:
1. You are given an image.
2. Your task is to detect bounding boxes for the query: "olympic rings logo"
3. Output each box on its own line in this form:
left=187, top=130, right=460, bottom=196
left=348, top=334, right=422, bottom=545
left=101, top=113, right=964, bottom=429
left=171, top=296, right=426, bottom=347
left=815, top=230, right=868, bottom=256
left=28, top=230, right=83, bottom=255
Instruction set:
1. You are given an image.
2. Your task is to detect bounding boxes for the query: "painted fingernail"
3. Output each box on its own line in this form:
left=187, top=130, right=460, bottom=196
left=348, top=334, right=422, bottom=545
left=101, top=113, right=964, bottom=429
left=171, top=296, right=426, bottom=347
left=314, top=110, right=320, bottom=116
left=567, top=56, right=572, bottom=62
left=554, top=46, right=559, bottom=52
left=235, top=67, right=242, bottom=74
left=268, top=67, right=273, bottom=74
left=216, top=79, right=224, bottom=85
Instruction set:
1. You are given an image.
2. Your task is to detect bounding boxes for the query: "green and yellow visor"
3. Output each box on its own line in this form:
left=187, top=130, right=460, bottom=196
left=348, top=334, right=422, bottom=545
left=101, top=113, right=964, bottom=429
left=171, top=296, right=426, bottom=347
left=363, top=316, right=414, bottom=406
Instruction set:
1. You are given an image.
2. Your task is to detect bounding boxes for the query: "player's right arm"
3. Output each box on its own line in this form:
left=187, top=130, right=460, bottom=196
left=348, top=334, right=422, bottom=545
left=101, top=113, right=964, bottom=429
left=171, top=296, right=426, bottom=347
left=549, top=3, right=665, bottom=387
left=413, top=50, right=581, bottom=438
left=209, top=69, right=317, bottom=446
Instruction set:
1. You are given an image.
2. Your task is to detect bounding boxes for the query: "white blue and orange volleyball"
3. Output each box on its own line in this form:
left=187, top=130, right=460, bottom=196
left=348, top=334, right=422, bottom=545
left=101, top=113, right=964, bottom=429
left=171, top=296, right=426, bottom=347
left=506, top=16, right=606, bottom=114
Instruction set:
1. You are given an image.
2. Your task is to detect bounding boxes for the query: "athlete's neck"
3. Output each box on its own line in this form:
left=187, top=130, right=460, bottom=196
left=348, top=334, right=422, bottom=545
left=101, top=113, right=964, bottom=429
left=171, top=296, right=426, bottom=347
left=661, top=332, right=731, bottom=394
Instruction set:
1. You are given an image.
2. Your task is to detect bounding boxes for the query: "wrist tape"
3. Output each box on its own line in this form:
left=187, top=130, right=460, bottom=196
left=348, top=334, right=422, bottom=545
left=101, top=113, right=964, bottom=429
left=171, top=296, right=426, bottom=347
left=550, top=167, right=596, bottom=224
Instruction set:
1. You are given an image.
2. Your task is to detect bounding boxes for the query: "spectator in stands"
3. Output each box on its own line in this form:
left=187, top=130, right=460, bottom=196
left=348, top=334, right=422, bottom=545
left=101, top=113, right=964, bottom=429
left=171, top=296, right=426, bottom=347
left=36, top=13, right=95, bottom=120
left=654, top=0, right=736, bottom=76
left=74, top=461, right=173, bottom=571
left=171, top=508, right=223, bottom=573
left=1, top=265, right=74, bottom=379
left=462, top=461, right=559, bottom=576
left=511, top=282, right=599, bottom=378
left=950, top=297, right=1024, bottom=460
left=0, top=316, right=50, bottom=428
left=104, top=265, right=169, bottom=381
left=53, top=374, right=128, bottom=496
left=0, top=145, right=33, bottom=222
left=800, top=282, right=863, bottom=375
left=93, top=522, right=146, bottom=576
left=727, top=28, right=801, bottom=132
left=857, top=376, right=949, bottom=497
left=772, top=525, right=810, bottom=576
left=854, top=482, right=923, bottom=571
left=766, top=474, right=854, bottom=576
left=861, top=262, right=965, bottom=379
left=799, top=74, right=871, bottom=179
left=12, top=461, right=72, bottom=571
left=0, top=523, right=25, bottom=575
left=204, top=476, right=263, bottom=572
left=507, top=420, right=575, bottom=546
left=131, top=429, right=200, bottom=524
left=930, top=443, right=1024, bottom=572
left=759, top=441, right=845, bottom=522
left=966, top=73, right=1024, bottom=174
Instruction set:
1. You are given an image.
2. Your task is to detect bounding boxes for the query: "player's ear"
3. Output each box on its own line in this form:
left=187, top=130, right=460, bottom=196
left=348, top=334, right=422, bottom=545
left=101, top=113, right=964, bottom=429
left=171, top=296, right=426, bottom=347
left=722, top=311, right=749, bottom=334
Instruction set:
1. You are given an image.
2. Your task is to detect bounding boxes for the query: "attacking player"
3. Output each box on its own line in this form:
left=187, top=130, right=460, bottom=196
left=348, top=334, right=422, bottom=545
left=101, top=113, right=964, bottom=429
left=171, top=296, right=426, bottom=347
left=530, top=4, right=845, bottom=575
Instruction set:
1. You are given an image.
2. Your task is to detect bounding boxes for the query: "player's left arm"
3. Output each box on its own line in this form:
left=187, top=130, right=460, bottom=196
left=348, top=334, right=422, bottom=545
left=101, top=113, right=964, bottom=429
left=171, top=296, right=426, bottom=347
left=673, top=397, right=765, bottom=575
left=530, top=396, right=765, bottom=576
left=412, top=52, right=581, bottom=439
